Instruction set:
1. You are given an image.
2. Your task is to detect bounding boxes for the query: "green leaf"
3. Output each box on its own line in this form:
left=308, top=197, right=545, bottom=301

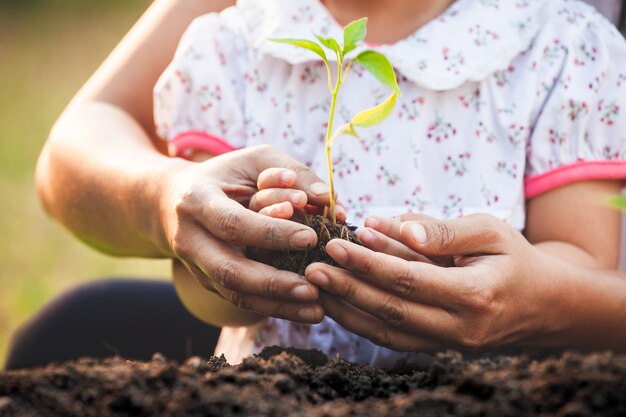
left=354, top=50, right=400, bottom=94
left=314, top=34, right=342, bottom=56
left=269, top=38, right=327, bottom=62
left=351, top=91, right=398, bottom=127
left=608, top=195, right=626, bottom=211
left=343, top=17, right=368, bottom=55
left=329, top=123, right=359, bottom=148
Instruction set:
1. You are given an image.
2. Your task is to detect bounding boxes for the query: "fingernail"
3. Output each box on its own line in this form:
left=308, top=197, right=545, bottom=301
left=291, top=229, right=316, bottom=248
left=271, top=203, right=285, bottom=216
left=326, top=242, right=347, bottom=263
left=291, top=285, right=314, bottom=300
left=307, top=270, right=329, bottom=289
left=359, top=228, right=374, bottom=243
left=297, top=306, right=319, bottom=322
left=290, top=192, right=306, bottom=205
left=280, top=170, right=296, bottom=183
left=406, top=222, right=427, bottom=244
left=364, top=217, right=380, bottom=229
left=310, top=182, right=330, bottom=196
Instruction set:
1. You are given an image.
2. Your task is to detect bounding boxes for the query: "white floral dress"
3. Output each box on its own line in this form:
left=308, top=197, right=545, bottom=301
left=154, top=0, right=626, bottom=367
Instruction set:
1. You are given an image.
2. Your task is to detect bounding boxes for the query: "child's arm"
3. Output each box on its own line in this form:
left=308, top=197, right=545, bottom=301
left=525, top=180, right=622, bottom=269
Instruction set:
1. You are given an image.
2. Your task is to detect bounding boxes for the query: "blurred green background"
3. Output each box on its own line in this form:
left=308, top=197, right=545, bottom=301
left=0, top=0, right=171, bottom=368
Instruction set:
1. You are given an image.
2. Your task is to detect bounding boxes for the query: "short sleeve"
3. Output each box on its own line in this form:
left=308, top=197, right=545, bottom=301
left=525, top=11, right=626, bottom=198
left=153, top=12, right=247, bottom=158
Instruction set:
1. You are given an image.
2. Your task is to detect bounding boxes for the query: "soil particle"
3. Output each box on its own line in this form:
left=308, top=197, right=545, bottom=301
left=272, top=214, right=360, bottom=274
left=1, top=348, right=626, bottom=416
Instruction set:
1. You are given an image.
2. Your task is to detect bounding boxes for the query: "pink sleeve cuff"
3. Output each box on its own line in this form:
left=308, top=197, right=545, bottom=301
left=525, top=160, right=626, bottom=199
left=169, top=130, right=239, bottom=159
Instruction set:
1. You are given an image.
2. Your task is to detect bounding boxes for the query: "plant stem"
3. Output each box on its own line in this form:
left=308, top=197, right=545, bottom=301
left=325, top=60, right=342, bottom=226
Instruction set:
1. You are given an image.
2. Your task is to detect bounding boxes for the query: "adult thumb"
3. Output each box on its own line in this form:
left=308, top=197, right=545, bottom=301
left=399, top=214, right=505, bottom=257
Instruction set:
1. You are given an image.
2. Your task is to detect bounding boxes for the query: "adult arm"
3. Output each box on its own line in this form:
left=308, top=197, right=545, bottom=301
left=37, top=0, right=235, bottom=255
left=306, top=180, right=626, bottom=351
left=36, top=0, right=330, bottom=325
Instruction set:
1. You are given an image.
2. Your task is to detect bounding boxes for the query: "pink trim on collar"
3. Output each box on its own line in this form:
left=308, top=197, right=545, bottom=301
left=525, top=160, right=626, bottom=199
left=169, top=130, right=239, bottom=159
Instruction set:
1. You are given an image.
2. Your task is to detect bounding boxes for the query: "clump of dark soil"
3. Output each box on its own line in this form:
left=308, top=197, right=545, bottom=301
left=2, top=347, right=626, bottom=417
left=272, top=214, right=361, bottom=274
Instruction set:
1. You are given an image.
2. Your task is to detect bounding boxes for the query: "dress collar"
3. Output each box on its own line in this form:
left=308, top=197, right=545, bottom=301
left=236, top=0, right=558, bottom=91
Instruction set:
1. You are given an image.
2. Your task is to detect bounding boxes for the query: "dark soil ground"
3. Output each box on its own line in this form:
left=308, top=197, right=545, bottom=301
left=272, top=214, right=361, bottom=275
left=2, top=346, right=626, bottom=417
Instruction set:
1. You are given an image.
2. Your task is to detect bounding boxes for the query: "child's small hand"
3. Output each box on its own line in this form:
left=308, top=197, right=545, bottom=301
left=249, top=167, right=347, bottom=222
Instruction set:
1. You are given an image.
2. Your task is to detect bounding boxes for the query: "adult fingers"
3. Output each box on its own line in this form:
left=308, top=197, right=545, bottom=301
left=307, top=263, right=458, bottom=340
left=196, top=188, right=317, bottom=250
left=365, top=214, right=436, bottom=240
left=249, top=188, right=307, bottom=212
left=321, top=239, right=469, bottom=308
left=399, top=213, right=510, bottom=257
left=358, top=227, right=433, bottom=263
left=209, top=255, right=320, bottom=303
left=319, top=294, right=445, bottom=352
left=174, top=225, right=320, bottom=305
left=218, top=288, right=325, bottom=323
left=364, top=216, right=402, bottom=241
left=365, top=215, right=451, bottom=265
left=395, top=213, right=438, bottom=222
left=187, top=259, right=324, bottom=323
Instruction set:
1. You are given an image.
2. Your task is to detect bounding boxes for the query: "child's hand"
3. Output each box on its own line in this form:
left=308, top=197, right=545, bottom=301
left=249, top=167, right=347, bottom=222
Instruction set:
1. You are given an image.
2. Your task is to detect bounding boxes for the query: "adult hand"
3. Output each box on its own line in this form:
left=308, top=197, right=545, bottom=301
left=305, top=213, right=565, bottom=350
left=161, top=144, right=332, bottom=323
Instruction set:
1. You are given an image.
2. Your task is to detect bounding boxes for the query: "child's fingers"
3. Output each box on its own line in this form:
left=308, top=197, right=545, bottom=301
left=249, top=188, right=307, bottom=212
left=251, top=187, right=347, bottom=222
left=257, top=167, right=297, bottom=190
left=259, top=202, right=294, bottom=219
left=256, top=168, right=349, bottom=222
left=358, top=227, right=434, bottom=263
left=303, top=203, right=347, bottom=223
left=257, top=167, right=343, bottom=211
left=258, top=201, right=348, bottom=223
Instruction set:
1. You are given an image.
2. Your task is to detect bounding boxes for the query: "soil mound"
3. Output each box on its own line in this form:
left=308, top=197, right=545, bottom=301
left=272, top=214, right=360, bottom=274
left=2, top=347, right=626, bottom=416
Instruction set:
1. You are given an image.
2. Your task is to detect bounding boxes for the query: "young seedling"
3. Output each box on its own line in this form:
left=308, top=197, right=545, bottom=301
left=271, top=18, right=401, bottom=226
